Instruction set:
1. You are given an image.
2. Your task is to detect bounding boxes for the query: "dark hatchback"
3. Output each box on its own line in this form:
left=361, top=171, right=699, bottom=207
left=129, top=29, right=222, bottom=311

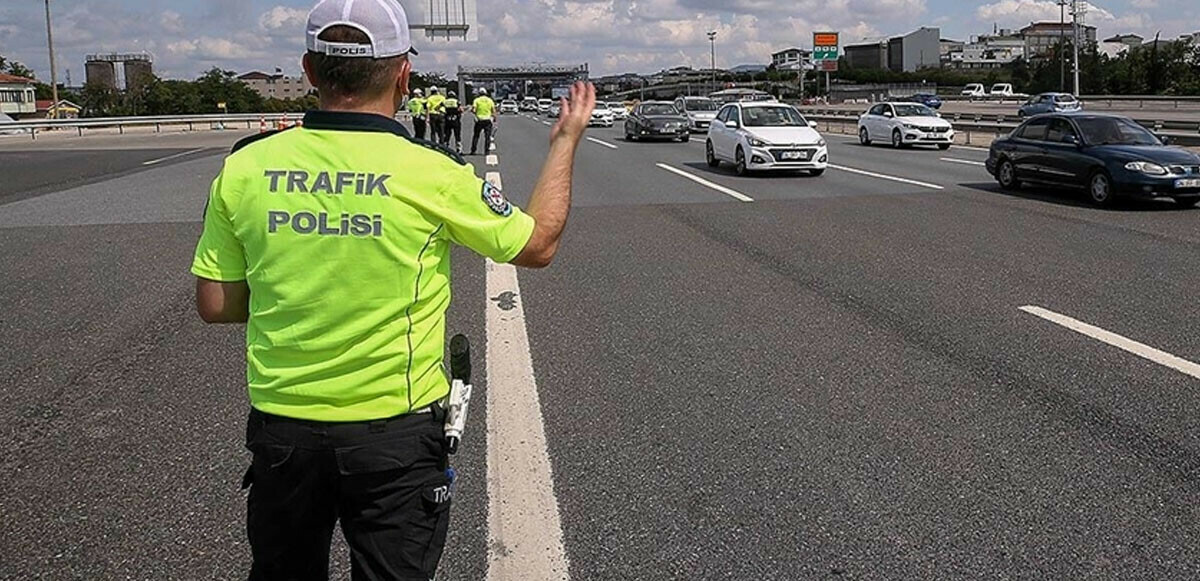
left=986, top=113, right=1200, bottom=207
left=624, top=102, right=690, bottom=142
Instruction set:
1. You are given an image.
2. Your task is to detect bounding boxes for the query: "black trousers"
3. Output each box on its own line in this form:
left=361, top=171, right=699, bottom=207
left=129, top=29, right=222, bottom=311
left=470, top=119, right=493, bottom=154
left=444, top=119, right=462, bottom=149
left=412, top=118, right=426, bottom=140
left=244, top=408, right=452, bottom=581
left=429, top=115, right=445, bottom=145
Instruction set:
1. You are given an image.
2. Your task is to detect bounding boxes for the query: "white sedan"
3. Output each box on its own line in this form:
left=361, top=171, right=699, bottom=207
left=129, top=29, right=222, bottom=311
left=589, top=102, right=615, bottom=127
left=857, top=102, right=954, bottom=150
left=705, top=102, right=828, bottom=176
left=606, top=102, right=627, bottom=120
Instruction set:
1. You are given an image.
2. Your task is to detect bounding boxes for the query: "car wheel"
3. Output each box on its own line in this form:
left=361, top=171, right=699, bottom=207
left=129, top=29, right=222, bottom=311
left=1176, top=197, right=1199, bottom=208
left=997, top=159, right=1019, bottom=190
left=810, top=168, right=826, bottom=177
left=625, top=127, right=636, bottom=141
left=679, top=134, right=689, bottom=143
left=938, top=143, right=951, bottom=150
left=892, top=129, right=904, bottom=149
left=1088, top=170, right=1115, bottom=207
left=859, top=127, right=871, bottom=146
left=735, top=147, right=749, bottom=176
left=705, top=141, right=720, bottom=167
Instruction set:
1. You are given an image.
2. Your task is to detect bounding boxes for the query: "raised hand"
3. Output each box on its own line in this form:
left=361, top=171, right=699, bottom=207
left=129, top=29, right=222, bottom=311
left=550, top=81, right=597, bottom=144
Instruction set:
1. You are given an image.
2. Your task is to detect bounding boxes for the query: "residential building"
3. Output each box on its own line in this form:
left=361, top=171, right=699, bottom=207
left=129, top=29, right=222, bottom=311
left=948, top=31, right=1026, bottom=69
left=1021, top=22, right=1096, bottom=58
left=0, top=74, right=37, bottom=118
left=939, top=39, right=965, bottom=66
left=771, top=47, right=810, bottom=71
left=238, top=71, right=314, bottom=100
left=35, top=99, right=82, bottom=119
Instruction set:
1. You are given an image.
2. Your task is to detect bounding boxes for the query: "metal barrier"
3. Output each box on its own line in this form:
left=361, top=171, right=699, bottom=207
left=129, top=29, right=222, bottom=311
left=1, top=113, right=298, bottom=140
left=797, top=108, right=1200, bottom=146
left=801, top=112, right=1200, bottom=147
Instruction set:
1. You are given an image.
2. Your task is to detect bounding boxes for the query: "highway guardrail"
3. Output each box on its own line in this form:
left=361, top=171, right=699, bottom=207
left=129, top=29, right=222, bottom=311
left=798, top=108, right=1200, bottom=147
left=1, top=113, right=301, bottom=140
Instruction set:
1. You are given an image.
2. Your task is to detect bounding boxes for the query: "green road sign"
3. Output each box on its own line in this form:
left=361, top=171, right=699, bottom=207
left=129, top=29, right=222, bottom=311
left=813, top=32, right=839, bottom=61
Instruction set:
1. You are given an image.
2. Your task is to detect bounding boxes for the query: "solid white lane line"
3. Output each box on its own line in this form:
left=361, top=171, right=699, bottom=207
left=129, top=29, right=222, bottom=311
left=1020, top=305, right=1200, bottom=381
left=655, top=163, right=754, bottom=202
left=827, top=164, right=944, bottom=190
left=485, top=259, right=572, bottom=581
left=141, top=148, right=206, bottom=166
left=585, top=136, right=618, bottom=149
left=486, top=154, right=499, bottom=166
left=941, top=157, right=986, bottom=167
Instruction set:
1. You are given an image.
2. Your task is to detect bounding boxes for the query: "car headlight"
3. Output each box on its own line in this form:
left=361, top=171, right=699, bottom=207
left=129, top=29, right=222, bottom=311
left=903, top=123, right=919, bottom=130
left=747, top=136, right=769, bottom=147
left=816, top=138, right=826, bottom=147
left=1125, top=161, right=1169, bottom=176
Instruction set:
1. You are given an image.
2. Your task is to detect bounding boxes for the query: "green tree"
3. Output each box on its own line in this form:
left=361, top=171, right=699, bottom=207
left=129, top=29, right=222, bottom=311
left=6, top=60, right=36, bottom=79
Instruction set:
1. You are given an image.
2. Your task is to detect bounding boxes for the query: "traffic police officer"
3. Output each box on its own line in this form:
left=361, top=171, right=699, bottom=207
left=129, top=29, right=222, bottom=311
left=469, top=87, right=495, bottom=156
left=407, top=87, right=426, bottom=139
left=190, top=0, right=596, bottom=579
left=426, top=86, right=446, bottom=144
left=443, top=90, right=463, bottom=152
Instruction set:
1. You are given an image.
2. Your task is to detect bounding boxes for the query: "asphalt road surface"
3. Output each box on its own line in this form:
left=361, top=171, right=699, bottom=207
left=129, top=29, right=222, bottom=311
left=2, top=113, right=1199, bottom=580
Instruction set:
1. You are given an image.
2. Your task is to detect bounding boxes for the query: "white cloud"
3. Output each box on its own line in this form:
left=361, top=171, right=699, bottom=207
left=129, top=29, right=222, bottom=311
left=1129, top=0, right=1157, bottom=8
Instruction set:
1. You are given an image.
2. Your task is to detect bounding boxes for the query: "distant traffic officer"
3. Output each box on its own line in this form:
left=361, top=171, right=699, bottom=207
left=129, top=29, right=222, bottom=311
left=443, top=89, right=463, bottom=152
left=469, top=87, right=495, bottom=156
left=426, top=86, right=446, bottom=144
left=190, top=0, right=596, bottom=578
left=407, top=87, right=426, bottom=139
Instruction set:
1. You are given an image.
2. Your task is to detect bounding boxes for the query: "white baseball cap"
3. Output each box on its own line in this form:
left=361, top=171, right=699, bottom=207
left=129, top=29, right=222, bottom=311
left=306, top=0, right=419, bottom=58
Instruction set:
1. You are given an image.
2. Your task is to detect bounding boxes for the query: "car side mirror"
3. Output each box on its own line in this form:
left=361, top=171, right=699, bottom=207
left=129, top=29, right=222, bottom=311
left=725, top=120, right=739, bottom=129
left=883, top=111, right=893, bottom=118
left=1064, top=134, right=1080, bottom=147
left=808, top=120, right=818, bottom=128
left=1161, top=135, right=1171, bottom=145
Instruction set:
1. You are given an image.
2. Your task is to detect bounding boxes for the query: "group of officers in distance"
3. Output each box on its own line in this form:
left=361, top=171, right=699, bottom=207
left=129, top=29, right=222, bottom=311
left=407, top=86, right=496, bottom=156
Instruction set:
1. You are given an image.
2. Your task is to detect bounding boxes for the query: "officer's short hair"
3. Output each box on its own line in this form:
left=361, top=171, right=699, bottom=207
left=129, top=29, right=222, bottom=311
left=307, top=25, right=406, bottom=100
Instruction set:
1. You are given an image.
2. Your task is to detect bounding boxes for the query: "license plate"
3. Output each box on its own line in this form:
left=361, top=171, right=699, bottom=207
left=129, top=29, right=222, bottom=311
left=1177, top=179, right=1200, bottom=189
left=782, top=151, right=807, bottom=160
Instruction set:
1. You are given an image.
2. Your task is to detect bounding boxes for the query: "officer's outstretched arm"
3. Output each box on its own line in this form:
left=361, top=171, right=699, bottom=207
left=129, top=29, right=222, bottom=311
left=511, top=81, right=596, bottom=269
left=195, top=278, right=250, bottom=323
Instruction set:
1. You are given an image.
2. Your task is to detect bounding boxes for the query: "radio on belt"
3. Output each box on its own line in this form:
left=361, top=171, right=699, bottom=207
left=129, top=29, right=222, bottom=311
left=444, top=334, right=474, bottom=454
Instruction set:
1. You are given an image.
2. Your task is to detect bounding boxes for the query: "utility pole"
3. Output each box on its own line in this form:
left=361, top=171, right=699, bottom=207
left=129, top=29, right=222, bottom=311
left=1058, top=0, right=1066, bottom=92
left=44, top=0, right=59, bottom=119
left=1071, top=0, right=1081, bottom=96
left=707, top=31, right=717, bottom=94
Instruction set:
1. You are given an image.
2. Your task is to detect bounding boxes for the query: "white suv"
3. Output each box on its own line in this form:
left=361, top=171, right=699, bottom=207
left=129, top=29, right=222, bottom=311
left=705, top=102, right=828, bottom=176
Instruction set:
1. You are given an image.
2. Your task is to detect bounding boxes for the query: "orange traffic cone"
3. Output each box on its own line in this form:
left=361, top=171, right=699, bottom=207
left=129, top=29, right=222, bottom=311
left=259, top=117, right=267, bottom=133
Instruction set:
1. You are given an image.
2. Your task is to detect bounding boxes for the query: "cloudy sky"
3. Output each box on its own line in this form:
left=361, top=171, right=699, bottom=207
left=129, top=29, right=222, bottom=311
left=1, top=0, right=1197, bottom=83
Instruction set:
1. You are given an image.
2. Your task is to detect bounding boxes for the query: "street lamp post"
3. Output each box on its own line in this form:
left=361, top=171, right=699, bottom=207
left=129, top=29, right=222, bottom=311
left=44, top=0, right=59, bottom=119
left=707, top=31, right=717, bottom=94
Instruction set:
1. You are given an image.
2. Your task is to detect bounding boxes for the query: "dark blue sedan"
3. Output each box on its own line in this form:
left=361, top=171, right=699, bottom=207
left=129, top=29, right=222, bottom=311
left=986, top=113, right=1200, bottom=207
left=896, top=93, right=942, bottom=109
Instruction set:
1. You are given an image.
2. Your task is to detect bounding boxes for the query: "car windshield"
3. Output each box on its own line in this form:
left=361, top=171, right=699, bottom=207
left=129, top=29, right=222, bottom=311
left=683, top=99, right=719, bottom=111
left=893, top=104, right=936, bottom=117
left=641, top=104, right=679, bottom=116
left=742, top=106, right=807, bottom=127
left=1054, top=95, right=1077, bottom=103
left=594, top=102, right=609, bottom=110
left=1076, top=117, right=1160, bottom=145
